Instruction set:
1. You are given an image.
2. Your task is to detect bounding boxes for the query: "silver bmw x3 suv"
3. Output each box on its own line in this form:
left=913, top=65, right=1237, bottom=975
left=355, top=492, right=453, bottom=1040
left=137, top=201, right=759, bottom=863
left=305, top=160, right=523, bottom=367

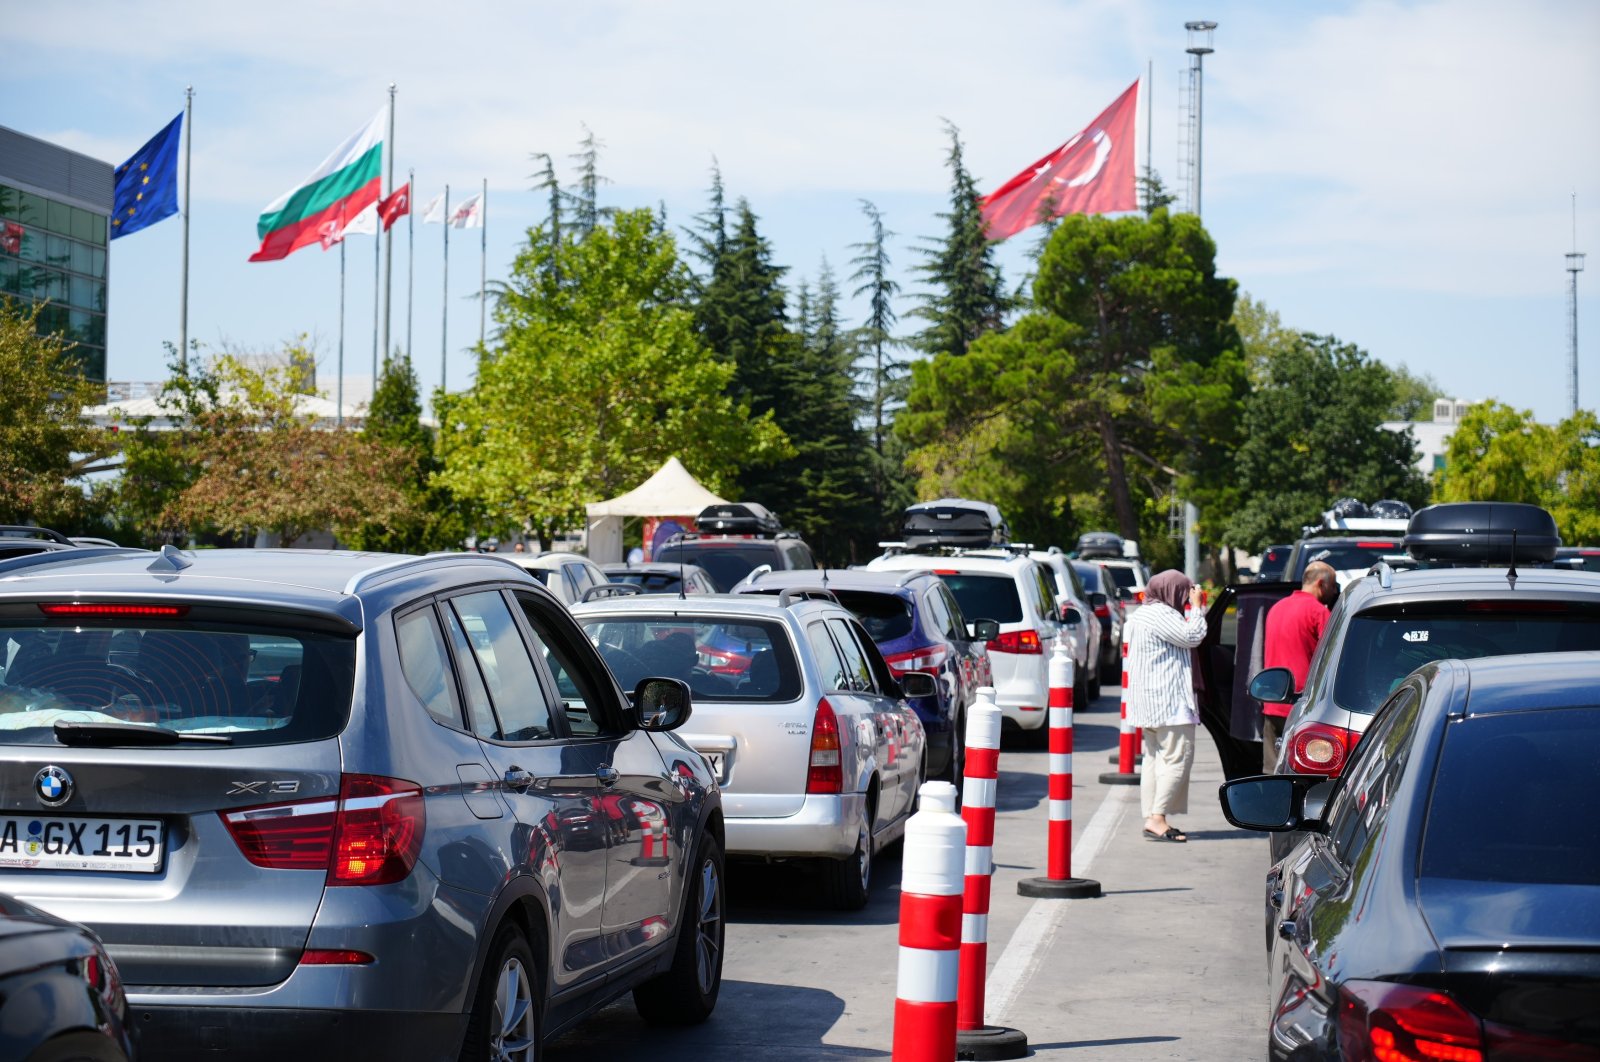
left=0, top=547, right=723, bottom=1061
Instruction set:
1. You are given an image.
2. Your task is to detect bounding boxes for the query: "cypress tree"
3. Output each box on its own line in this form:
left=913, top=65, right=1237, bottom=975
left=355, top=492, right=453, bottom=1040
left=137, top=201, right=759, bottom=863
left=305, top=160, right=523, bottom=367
left=911, top=122, right=1008, bottom=358
left=849, top=199, right=911, bottom=522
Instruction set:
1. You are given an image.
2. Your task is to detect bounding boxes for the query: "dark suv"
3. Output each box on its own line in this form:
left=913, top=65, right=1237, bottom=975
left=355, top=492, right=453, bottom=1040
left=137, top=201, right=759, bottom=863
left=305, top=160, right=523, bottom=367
left=734, top=570, right=998, bottom=782
left=0, top=546, right=724, bottom=1060
left=654, top=503, right=817, bottom=592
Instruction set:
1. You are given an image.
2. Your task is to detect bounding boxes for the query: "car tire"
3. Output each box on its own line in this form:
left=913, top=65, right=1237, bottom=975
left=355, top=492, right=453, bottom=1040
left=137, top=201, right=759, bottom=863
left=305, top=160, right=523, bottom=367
left=1088, top=665, right=1103, bottom=703
left=634, top=835, right=726, bottom=1025
left=459, top=922, right=542, bottom=1062
left=822, top=802, right=874, bottom=911
left=943, top=708, right=966, bottom=784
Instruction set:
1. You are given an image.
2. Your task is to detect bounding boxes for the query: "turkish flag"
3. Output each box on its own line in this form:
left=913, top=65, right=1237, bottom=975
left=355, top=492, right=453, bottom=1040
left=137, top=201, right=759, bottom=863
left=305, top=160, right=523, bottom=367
left=980, top=79, right=1141, bottom=241
left=379, top=183, right=410, bottom=231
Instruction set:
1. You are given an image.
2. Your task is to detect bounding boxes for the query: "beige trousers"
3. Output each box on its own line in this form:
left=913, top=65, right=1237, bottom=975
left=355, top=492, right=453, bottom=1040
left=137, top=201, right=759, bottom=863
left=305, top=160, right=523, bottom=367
left=1140, top=723, right=1195, bottom=818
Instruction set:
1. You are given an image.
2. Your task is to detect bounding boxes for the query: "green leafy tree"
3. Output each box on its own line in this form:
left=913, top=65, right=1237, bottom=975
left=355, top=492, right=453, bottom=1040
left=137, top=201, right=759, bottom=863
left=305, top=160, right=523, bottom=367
left=1232, top=293, right=1300, bottom=385
left=1435, top=402, right=1600, bottom=543
left=911, top=122, right=1008, bottom=358
left=342, top=352, right=471, bottom=553
left=1223, top=334, right=1430, bottom=551
left=0, top=299, right=113, bottom=529
left=436, top=207, right=789, bottom=548
left=1387, top=364, right=1445, bottom=422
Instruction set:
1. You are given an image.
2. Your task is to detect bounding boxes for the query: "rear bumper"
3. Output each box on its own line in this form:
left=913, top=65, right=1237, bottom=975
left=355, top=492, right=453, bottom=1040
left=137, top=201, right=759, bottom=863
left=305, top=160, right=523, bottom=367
left=129, top=1005, right=463, bottom=1061
left=724, top=791, right=867, bottom=859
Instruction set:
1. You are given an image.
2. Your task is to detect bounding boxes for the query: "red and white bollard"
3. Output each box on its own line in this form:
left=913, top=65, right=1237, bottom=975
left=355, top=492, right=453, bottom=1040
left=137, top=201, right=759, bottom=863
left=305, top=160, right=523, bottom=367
left=1021, top=643, right=1102, bottom=899
left=1099, top=637, right=1140, bottom=786
left=892, top=780, right=966, bottom=1062
left=954, top=690, right=1028, bottom=1059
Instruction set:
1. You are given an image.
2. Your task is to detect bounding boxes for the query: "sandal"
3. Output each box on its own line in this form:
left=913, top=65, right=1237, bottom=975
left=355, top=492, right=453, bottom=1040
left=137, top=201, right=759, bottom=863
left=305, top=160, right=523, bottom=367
left=1143, top=827, right=1188, bottom=843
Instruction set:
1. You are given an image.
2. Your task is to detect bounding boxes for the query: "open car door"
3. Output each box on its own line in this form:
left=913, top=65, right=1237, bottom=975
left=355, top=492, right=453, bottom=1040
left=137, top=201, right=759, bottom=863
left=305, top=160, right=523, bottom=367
left=1196, top=582, right=1297, bottom=780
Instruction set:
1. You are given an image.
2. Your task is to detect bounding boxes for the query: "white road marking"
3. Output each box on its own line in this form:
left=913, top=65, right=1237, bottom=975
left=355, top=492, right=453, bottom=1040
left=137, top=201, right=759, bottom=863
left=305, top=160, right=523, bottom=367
left=984, top=783, right=1133, bottom=1025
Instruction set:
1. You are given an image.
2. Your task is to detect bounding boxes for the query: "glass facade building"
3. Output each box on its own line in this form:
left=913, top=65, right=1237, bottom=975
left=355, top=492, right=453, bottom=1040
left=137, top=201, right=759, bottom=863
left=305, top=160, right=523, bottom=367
left=0, top=124, right=113, bottom=383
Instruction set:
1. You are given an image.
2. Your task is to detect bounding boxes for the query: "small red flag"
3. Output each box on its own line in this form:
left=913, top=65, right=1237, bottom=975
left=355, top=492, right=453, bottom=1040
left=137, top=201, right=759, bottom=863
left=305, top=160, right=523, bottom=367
left=979, top=79, right=1141, bottom=241
left=0, top=221, right=22, bottom=256
left=378, top=183, right=410, bottom=231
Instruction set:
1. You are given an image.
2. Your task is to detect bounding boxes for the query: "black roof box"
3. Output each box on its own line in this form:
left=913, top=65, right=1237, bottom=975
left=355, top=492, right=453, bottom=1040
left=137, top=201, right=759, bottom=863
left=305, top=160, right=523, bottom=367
left=901, top=498, right=1009, bottom=550
left=1076, top=531, right=1125, bottom=559
left=1403, top=502, right=1560, bottom=565
left=696, top=502, right=782, bottom=536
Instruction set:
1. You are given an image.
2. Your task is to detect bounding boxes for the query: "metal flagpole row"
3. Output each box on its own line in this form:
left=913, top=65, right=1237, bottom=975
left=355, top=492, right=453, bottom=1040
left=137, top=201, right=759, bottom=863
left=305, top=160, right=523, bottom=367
left=407, top=167, right=414, bottom=361
left=337, top=240, right=346, bottom=428
left=479, top=177, right=487, bottom=349
left=441, top=184, right=450, bottom=395
left=381, top=84, right=395, bottom=373
left=179, top=87, right=193, bottom=373
left=371, top=209, right=379, bottom=384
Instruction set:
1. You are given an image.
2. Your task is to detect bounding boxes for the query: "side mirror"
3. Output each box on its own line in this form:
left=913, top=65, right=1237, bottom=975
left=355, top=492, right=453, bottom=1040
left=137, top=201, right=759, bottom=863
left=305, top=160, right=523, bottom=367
left=1248, top=667, right=1297, bottom=705
left=970, top=619, right=1001, bottom=642
left=1060, top=605, right=1083, bottom=628
left=898, top=671, right=938, bottom=699
left=631, top=677, right=692, bottom=731
left=1217, top=775, right=1330, bottom=832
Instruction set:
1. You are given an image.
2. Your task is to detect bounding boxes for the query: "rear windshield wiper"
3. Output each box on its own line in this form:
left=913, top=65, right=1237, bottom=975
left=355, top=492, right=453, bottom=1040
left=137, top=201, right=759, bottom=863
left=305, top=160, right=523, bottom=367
left=53, top=721, right=234, bottom=746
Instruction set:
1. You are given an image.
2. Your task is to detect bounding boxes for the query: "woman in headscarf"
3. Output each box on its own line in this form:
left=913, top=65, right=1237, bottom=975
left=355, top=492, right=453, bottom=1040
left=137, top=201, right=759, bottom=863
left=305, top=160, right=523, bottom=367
left=1122, top=569, right=1207, bottom=842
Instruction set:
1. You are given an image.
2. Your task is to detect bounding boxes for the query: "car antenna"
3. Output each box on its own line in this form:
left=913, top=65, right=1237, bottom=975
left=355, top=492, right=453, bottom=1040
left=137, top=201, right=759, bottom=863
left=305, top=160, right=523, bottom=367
left=1506, top=529, right=1518, bottom=588
left=679, top=551, right=687, bottom=600
left=821, top=566, right=829, bottom=590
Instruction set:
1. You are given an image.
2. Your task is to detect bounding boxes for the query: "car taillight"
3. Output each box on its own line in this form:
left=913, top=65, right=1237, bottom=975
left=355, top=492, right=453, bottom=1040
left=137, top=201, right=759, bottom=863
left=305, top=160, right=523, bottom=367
left=1134, top=590, right=1145, bottom=604
left=806, top=699, right=843, bottom=794
left=988, top=629, right=1042, bottom=655
left=1093, top=604, right=1111, bottom=618
left=1337, top=981, right=1484, bottom=1062
left=221, top=773, right=424, bottom=886
left=1285, top=721, right=1361, bottom=776
left=38, top=602, right=189, bottom=617
left=883, top=645, right=950, bottom=674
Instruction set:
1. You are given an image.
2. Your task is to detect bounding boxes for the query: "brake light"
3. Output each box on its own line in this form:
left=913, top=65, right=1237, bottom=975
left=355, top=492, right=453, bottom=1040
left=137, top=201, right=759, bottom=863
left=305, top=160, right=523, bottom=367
left=1355, top=541, right=1399, bottom=549
left=988, top=629, right=1042, bottom=655
left=1093, top=604, right=1111, bottom=618
left=1462, top=601, right=1571, bottom=613
left=1135, top=590, right=1145, bottom=604
left=1338, top=981, right=1483, bottom=1062
left=221, top=773, right=425, bottom=886
left=932, top=569, right=959, bottom=576
left=299, top=949, right=375, bottom=965
left=1285, top=721, right=1361, bottom=776
left=883, top=645, right=950, bottom=674
left=38, top=603, right=188, bottom=617
left=806, top=699, right=843, bottom=794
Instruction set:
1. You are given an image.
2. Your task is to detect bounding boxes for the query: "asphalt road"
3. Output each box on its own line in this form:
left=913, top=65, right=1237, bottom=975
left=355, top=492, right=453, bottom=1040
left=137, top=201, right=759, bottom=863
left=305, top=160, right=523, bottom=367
left=546, top=690, right=1270, bottom=1061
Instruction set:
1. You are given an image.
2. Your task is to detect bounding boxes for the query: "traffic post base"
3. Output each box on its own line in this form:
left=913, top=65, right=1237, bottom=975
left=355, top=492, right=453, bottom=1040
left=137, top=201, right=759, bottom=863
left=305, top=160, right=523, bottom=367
left=956, top=1024, right=1031, bottom=1060
left=1016, top=874, right=1102, bottom=899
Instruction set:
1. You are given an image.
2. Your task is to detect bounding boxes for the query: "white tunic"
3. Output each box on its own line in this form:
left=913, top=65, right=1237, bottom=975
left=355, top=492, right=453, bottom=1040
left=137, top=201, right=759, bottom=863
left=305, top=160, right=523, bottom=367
left=1123, top=601, right=1207, bottom=728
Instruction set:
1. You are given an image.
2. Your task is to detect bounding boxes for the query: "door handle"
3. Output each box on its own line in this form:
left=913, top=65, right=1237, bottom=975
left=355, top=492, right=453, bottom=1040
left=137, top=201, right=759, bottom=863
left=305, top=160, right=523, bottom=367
left=503, top=767, right=533, bottom=791
left=595, top=765, right=620, bottom=787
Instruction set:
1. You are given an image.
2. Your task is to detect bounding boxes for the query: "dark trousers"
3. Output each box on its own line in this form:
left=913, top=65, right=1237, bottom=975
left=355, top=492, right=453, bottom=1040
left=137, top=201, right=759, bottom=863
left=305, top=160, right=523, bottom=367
left=1262, top=714, right=1288, bottom=772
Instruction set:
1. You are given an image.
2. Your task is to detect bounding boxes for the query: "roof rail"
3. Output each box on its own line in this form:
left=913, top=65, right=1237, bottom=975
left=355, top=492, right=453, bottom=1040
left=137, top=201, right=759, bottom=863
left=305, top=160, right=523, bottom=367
left=777, top=587, right=838, bottom=608
left=0, top=525, right=74, bottom=545
left=0, top=546, right=149, bottom=577
left=342, top=552, right=524, bottom=596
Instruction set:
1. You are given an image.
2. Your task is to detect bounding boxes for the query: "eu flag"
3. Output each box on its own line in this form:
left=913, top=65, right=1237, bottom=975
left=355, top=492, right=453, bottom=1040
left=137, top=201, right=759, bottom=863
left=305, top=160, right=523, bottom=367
left=111, top=112, right=182, bottom=240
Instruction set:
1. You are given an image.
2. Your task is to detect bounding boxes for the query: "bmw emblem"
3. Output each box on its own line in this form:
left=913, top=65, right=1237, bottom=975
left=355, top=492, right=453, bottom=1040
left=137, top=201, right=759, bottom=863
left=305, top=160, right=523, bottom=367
left=35, top=766, right=73, bottom=808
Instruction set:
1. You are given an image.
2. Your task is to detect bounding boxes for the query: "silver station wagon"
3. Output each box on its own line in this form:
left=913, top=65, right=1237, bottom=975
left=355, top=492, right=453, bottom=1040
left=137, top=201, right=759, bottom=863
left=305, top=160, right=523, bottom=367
left=0, top=547, right=724, bottom=1061
left=572, top=592, right=932, bottom=910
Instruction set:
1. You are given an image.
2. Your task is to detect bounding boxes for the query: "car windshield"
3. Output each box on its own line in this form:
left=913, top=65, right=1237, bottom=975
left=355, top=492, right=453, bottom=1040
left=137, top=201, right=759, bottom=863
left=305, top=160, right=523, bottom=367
left=1422, top=706, right=1600, bottom=886
left=832, top=590, right=914, bottom=642
left=656, top=544, right=779, bottom=592
left=1104, top=566, right=1139, bottom=590
left=1072, top=565, right=1102, bottom=593
left=1296, top=541, right=1399, bottom=577
left=940, top=573, right=1022, bottom=625
left=580, top=615, right=801, bottom=702
left=1259, top=547, right=1291, bottom=579
left=608, top=571, right=683, bottom=593
left=0, top=621, right=355, bottom=745
left=1332, top=604, right=1600, bottom=714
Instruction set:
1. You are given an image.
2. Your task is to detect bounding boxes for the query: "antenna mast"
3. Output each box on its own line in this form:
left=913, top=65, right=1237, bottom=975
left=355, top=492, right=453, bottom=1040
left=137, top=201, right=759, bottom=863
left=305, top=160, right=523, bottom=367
left=1567, top=193, right=1585, bottom=417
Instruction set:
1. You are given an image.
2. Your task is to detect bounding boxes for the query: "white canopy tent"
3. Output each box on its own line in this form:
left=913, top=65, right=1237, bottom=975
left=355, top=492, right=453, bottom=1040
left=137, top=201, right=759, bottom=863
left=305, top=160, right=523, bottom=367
left=584, top=457, right=728, bottom=563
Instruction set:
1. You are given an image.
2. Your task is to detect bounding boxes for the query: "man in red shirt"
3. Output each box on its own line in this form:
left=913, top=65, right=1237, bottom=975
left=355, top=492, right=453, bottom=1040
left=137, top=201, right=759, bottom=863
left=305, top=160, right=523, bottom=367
left=1260, top=561, right=1338, bottom=770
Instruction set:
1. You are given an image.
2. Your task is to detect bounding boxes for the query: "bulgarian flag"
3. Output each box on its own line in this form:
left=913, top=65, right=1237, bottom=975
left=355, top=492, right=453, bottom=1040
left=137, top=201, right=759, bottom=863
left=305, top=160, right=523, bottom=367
left=250, top=110, right=384, bottom=262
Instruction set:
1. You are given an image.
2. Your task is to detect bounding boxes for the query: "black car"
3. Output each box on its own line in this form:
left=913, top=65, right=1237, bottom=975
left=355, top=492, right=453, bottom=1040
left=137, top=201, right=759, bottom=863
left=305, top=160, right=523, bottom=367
left=1220, top=651, right=1600, bottom=1061
left=654, top=504, right=817, bottom=592
left=0, top=893, right=136, bottom=1061
left=1254, top=545, right=1292, bottom=583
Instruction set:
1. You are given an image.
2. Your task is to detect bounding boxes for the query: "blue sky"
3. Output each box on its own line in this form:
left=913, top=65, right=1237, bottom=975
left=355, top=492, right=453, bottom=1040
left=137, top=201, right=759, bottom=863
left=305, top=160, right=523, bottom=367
left=6, top=0, right=1597, bottom=424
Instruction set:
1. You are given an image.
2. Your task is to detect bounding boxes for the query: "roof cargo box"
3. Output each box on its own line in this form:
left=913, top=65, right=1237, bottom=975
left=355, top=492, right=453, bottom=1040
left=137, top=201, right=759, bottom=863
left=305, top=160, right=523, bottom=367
left=696, top=502, right=782, bottom=536
left=1403, top=502, right=1560, bottom=565
left=1076, top=531, right=1125, bottom=559
left=901, top=499, right=1008, bottom=550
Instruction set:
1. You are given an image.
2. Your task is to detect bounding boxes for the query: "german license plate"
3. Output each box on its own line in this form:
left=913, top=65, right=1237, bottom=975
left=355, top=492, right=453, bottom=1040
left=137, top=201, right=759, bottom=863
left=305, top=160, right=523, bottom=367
left=700, top=751, right=726, bottom=783
left=0, top=814, right=164, bottom=873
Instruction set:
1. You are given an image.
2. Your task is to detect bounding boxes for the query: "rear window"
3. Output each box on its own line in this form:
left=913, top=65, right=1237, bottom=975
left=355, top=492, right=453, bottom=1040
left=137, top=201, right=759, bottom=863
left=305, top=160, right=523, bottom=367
left=1104, top=566, right=1139, bottom=590
left=608, top=571, right=683, bottom=593
left=0, top=622, right=355, bottom=746
left=1332, top=604, right=1600, bottom=713
left=579, top=615, right=801, bottom=702
left=656, top=543, right=780, bottom=592
left=1072, top=565, right=1102, bottom=593
left=1294, top=541, right=1399, bottom=578
left=1422, top=706, right=1600, bottom=886
left=832, top=590, right=914, bottom=643
left=941, top=573, right=1023, bottom=625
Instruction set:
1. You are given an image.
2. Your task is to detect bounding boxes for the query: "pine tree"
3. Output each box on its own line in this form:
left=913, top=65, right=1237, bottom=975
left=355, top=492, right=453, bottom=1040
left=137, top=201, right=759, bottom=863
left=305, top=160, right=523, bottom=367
left=565, top=125, right=612, bottom=239
left=912, top=122, right=1008, bottom=358
left=528, top=152, right=563, bottom=283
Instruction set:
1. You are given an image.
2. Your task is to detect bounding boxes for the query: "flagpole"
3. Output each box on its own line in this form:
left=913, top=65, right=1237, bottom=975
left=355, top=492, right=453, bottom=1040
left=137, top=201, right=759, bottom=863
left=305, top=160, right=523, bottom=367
left=1144, top=60, right=1153, bottom=208
left=179, top=86, right=193, bottom=373
left=406, top=166, right=414, bottom=360
left=441, top=184, right=450, bottom=395
left=381, top=83, right=395, bottom=366
left=479, top=177, right=487, bottom=350
left=338, top=240, right=346, bottom=428
left=372, top=210, right=380, bottom=384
